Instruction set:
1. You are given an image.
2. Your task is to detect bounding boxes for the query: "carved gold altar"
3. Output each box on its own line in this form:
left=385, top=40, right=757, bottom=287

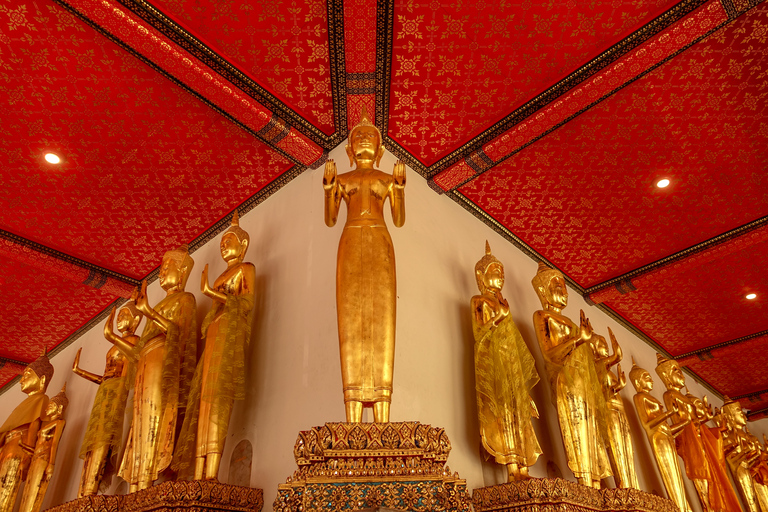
left=275, top=422, right=470, bottom=511
left=323, top=107, right=406, bottom=423
left=472, top=478, right=678, bottom=512
left=46, top=480, right=263, bottom=512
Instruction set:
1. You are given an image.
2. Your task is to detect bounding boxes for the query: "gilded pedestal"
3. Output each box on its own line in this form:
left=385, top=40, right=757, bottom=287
left=275, top=422, right=471, bottom=511
left=473, top=479, right=677, bottom=512
left=47, top=481, right=263, bottom=512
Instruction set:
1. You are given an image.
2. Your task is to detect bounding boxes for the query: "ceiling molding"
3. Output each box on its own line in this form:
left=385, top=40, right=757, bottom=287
left=52, top=0, right=321, bottom=167
left=107, top=0, right=347, bottom=149
left=0, top=228, right=140, bottom=293
left=674, top=329, right=768, bottom=361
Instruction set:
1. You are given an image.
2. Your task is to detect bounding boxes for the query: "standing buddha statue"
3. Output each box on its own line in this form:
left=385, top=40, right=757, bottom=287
left=323, top=106, right=405, bottom=423
left=174, top=211, right=256, bottom=481
left=720, top=399, right=760, bottom=512
left=118, top=245, right=197, bottom=491
left=531, top=262, right=611, bottom=488
left=630, top=360, right=691, bottom=512
left=592, top=328, right=638, bottom=488
left=471, top=241, right=541, bottom=481
left=19, top=384, right=68, bottom=512
left=0, top=353, right=54, bottom=512
left=73, top=302, right=141, bottom=497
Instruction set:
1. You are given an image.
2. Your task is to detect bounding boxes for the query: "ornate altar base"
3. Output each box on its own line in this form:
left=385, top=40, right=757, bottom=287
left=47, top=481, right=263, bottom=512
left=274, top=422, right=471, bottom=512
left=472, top=478, right=677, bottom=512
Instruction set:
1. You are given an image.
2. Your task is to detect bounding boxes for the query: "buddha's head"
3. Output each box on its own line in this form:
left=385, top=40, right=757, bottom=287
left=346, top=106, right=384, bottom=168
left=722, top=399, right=747, bottom=429
left=45, top=383, right=68, bottom=420
left=655, top=353, right=685, bottom=391
left=475, top=241, right=504, bottom=294
left=160, top=244, right=194, bottom=292
left=593, top=334, right=609, bottom=357
left=687, top=393, right=708, bottom=422
left=21, top=352, right=54, bottom=396
left=116, top=301, right=142, bottom=335
left=629, top=357, right=653, bottom=393
left=531, top=261, right=567, bottom=311
left=220, top=210, right=250, bottom=264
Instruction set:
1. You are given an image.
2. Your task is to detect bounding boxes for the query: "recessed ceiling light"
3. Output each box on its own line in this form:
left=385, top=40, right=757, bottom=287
left=44, top=153, right=61, bottom=164
left=656, top=178, right=670, bottom=188
left=746, top=293, right=757, bottom=300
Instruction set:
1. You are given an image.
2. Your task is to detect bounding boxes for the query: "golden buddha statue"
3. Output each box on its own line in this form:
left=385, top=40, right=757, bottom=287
left=471, top=241, right=541, bottom=481
left=753, top=435, right=768, bottom=512
left=592, top=329, right=638, bottom=489
left=0, top=353, right=54, bottom=512
left=630, top=360, right=691, bottom=512
left=720, top=399, right=760, bottom=512
left=173, top=212, right=255, bottom=481
left=19, top=384, right=68, bottom=512
left=323, top=106, right=405, bottom=423
left=531, top=262, right=611, bottom=488
left=656, top=354, right=742, bottom=512
left=73, top=302, right=141, bottom=497
left=117, top=245, right=197, bottom=491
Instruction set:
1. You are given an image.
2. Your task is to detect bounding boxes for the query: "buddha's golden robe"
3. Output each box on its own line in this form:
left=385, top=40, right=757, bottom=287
left=173, top=264, right=254, bottom=477
left=119, top=292, right=196, bottom=486
left=336, top=169, right=397, bottom=405
left=474, top=314, right=541, bottom=466
left=701, top=424, right=743, bottom=512
left=79, top=346, right=130, bottom=483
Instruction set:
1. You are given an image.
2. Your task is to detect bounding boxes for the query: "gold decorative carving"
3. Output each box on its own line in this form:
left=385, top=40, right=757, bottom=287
left=46, top=481, right=263, bottom=512
left=276, top=422, right=470, bottom=511
left=473, top=478, right=678, bottom=512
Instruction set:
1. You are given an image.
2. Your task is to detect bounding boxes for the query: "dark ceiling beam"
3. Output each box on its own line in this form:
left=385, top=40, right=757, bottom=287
left=0, top=356, right=31, bottom=367
left=0, top=228, right=139, bottom=297
left=674, top=329, right=768, bottom=361
left=584, top=215, right=768, bottom=303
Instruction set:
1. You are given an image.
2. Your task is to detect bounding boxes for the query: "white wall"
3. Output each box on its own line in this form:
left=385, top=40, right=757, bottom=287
left=1, top=142, right=766, bottom=511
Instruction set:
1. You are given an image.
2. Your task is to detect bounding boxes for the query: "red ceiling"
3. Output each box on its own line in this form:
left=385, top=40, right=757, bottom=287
left=0, top=258, right=115, bottom=361
left=388, top=0, right=679, bottom=165
left=0, top=0, right=293, bottom=279
left=1, top=0, right=767, bottom=414
left=459, top=3, right=768, bottom=287
left=146, top=0, right=336, bottom=134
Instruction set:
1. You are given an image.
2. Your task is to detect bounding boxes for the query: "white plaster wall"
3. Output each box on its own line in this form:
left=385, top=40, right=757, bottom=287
left=1, top=143, right=767, bottom=511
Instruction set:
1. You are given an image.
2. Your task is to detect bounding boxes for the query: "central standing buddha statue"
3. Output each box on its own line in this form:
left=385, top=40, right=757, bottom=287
left=323, top=107, right=405, bottom=423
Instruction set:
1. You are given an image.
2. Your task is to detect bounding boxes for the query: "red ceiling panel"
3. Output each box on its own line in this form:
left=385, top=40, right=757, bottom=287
left=388, top=0, right=679, bottom=165
left=685, top=335, right=768, bottom=399
left=459, top=4, right=768, bottom=287
left=0, top=0, right=293, bottom=279
left=0, top=258, right=116, bottom=361
left=146, top=0, right=335, bottom=135
left=605, top=239, right=768, bottom=356
left=0, top=363, right=27, bottom=392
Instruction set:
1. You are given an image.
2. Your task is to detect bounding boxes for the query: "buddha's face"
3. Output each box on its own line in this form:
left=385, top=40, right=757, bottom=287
left=220, top=233, right=244, bottom=263
left=349, top=125, right=381, bottom=162
left=632, top=369, right=653, bottom=392
left=669, top=364, right=686, bottom=389
left=159, top=256, right=182, bottom=291
left=482, top=263, right=504, bottom=293
left=727, top=405, right=747, bottom=428
left=20, top=367, right=43, bottom=394
left=116, top=307, right=133, bottom=333
left=690, top=396, right=707, bottom=421
left=45, top=401, right=62, bottom=420
left=544, top=275, right=568, bottom=309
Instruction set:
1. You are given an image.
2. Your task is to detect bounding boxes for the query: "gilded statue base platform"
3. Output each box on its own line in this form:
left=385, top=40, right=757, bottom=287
left=274, top=422, right=471, bottom=512
left=472, top=478, right=677, bottom=512
left=47, top=481, right=263, bottom=512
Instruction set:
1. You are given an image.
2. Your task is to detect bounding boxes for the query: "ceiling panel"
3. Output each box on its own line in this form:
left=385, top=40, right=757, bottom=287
left=0, top=0, right=294, bottom=279
left=604, top=239, right=768, bottom=355
left=0, top=258, right=116, bottom=361
left=0, top=363, right=27, bottom=392
left=459, top=4, right=768, bottom=287
left=685, top=335, right=768, bottom=399
left=146, top=0, right=335, bottom=134
left=388, top=0, right=679, bottom=165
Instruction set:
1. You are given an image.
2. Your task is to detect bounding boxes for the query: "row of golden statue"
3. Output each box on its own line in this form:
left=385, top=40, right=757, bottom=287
left=0, top=108, right=766, bottom=512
